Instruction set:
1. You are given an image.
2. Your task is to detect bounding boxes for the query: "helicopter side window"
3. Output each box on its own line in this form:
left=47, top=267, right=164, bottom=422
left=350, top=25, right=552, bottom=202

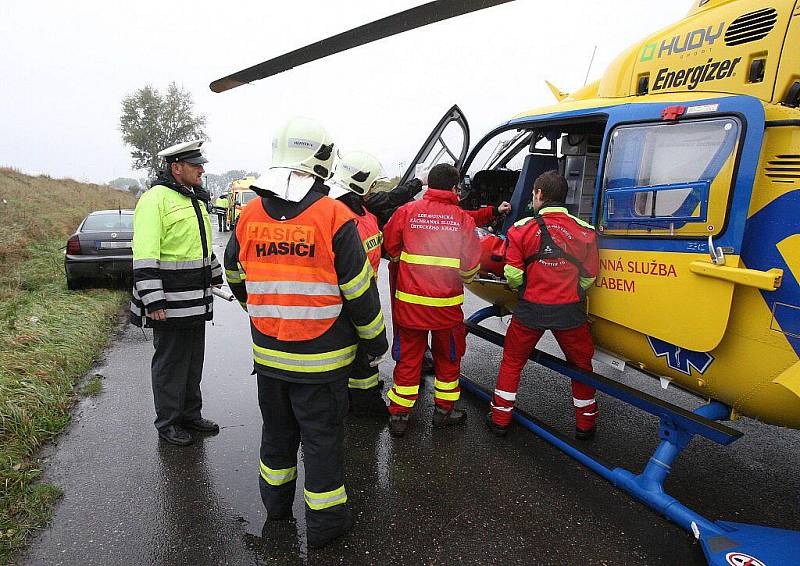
left=600, top=118, right=741, bottom=237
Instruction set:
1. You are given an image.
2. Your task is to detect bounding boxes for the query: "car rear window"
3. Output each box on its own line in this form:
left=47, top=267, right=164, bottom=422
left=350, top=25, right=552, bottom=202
left=82, top=213, right=134, bottom=231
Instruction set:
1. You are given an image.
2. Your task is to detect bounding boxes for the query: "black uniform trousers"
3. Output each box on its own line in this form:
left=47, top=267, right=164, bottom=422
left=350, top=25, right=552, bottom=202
left=257, top=375, right=351, bottom=544
left=151, top=322, right=205, bottom=430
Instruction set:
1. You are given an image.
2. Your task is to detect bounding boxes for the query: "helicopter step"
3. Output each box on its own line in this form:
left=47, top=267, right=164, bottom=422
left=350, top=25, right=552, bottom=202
left=463, top=306, right=800, bottom=566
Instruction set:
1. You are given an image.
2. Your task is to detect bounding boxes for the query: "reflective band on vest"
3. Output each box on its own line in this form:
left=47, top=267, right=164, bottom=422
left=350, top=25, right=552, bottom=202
left=304, top=486, right=348, bottom=510
left=238, top=197, right=353, bottom=341
left=247, top=303, right=342, bottom=320
left=246, top=280, right=340, bottom=296
left=400, top=251, right=460, bottom=269
left=252, top=343, right=357, bottom=373
left=395, top=290, right=464, bottom=307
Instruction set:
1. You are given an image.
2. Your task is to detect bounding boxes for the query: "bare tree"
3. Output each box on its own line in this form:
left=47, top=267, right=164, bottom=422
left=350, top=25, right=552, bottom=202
left=119, top=82, right=207, bottom=179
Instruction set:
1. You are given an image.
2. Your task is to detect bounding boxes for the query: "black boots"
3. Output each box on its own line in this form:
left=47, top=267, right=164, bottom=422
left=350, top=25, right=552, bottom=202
left=388, top=413, right=410, bottom=437
left=182, top=417, right=220, bottom=434
left=158, top=425, right=193, bottom=446
left=484, top=412, right=508, bottom=437
left=432, top=406, right=467, bottom=428
left=349, top=382, right=389, bottom=418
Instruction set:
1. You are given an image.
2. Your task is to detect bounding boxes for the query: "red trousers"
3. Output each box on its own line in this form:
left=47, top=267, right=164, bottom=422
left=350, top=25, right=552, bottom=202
left=491, top=317, right=598, bottom=431
left=388, top=324, right=466, bottom=415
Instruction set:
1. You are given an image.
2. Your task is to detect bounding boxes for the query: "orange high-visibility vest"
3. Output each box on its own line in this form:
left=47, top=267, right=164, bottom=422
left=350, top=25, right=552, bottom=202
left=237, top=197, right=354, bottom=341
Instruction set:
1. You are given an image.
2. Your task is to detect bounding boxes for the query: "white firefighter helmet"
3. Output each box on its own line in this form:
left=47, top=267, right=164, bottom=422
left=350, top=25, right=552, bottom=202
left=270, top=117, right=335, bottom=179
left=327, top=151, right=383, bottom=200
left=252, top=117, right=335, bottom=202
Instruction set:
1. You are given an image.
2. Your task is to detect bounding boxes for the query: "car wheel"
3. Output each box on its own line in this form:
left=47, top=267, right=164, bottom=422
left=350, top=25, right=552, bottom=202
left=66, top=276, right=82, bottom=290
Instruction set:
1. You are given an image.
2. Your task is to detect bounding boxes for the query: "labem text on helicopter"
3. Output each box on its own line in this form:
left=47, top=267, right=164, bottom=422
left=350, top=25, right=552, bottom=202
left=211, top=1, right=800, bottom=564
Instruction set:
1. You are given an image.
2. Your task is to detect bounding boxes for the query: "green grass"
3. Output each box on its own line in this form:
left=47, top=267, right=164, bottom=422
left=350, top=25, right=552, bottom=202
left=80, top=376, right=104, bottom=397
left=0, top=169, right=135, bottom=564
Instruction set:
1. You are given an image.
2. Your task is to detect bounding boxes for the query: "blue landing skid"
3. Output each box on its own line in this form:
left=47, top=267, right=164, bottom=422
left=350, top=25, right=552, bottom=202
left=463, top=306, right=800, bottom=566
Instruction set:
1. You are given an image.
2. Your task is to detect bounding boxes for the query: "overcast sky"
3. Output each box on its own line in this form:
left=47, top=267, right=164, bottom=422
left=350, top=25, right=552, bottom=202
left=0, top=1, right=690, bottom=184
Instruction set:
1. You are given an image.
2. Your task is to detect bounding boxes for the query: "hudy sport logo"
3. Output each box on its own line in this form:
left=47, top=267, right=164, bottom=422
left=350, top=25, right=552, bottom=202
left=641, top=22, right=725, bottom=62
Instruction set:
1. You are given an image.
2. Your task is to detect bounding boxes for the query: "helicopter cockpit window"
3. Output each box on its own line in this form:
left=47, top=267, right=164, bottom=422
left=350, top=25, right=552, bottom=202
left=601, top=117, right=741, bottom=237
left=461, top=128, right=533, bottom=232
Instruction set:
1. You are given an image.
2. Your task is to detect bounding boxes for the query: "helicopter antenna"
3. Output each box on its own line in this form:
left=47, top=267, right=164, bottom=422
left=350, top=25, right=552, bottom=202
left=583, top=45, right=598, bottom=86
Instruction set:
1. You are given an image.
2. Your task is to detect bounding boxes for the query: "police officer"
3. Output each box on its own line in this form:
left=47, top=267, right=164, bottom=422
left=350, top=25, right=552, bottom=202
left=486, top=170, right=600, bottom=439
left=131, top=140, right=223, bottom=446
left=328, top=151, right=389, bottom=417
left=224, top=118, right=388, bottom=548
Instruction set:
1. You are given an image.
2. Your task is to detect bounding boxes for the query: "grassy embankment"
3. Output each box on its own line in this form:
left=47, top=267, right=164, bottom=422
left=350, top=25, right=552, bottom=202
left=0, top=168, right=136, bottom=563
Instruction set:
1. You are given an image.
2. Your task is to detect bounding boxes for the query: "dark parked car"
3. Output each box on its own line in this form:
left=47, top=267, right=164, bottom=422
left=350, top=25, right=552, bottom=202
left=64, top=209, right=134, bottom=289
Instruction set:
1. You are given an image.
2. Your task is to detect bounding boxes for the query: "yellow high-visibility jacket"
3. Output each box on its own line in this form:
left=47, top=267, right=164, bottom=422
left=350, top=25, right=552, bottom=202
left=130, top=178, right=223, bottom=327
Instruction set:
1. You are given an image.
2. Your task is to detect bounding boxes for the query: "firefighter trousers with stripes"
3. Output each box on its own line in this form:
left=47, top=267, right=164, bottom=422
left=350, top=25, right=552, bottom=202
left=388, top=324, right=466, bottom=415
left=257, top=375, right=351, bottom=540
left=491, top=317, right=598, bottom=431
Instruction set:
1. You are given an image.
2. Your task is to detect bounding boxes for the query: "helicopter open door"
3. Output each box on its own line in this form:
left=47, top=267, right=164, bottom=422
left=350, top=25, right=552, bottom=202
left=398, top=105, right=469, bottom=188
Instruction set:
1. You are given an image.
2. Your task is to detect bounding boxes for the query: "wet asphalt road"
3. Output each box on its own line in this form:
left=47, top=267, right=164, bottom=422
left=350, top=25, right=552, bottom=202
left=22, top=226, right=800, bottom=565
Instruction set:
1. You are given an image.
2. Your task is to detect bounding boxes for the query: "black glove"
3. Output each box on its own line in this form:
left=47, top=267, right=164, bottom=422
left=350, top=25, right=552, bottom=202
left=406, top=178, right=423, bottom=197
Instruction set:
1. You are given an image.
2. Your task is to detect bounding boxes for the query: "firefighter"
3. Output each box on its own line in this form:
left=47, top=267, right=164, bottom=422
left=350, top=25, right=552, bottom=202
left=383, top=163, right=481, bottom=437
left=223, top=118, right=388, bottom=548
left=328, top=151, right=389, bottom=417
left=213, top=193, right=229, bottom=231
left=486, top=170, right=600, bottom=440
left=130, top=139, right=223, bottom=447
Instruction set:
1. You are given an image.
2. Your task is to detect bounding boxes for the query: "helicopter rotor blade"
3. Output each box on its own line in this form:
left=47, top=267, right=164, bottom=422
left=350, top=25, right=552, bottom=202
left=210, top=0, right=515, bottom=93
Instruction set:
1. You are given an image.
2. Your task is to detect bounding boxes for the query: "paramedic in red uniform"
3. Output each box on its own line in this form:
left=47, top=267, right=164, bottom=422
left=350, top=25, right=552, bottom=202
left=383, top=163, right=481, bottom=437
left=486, top=170, right=600, bottom=440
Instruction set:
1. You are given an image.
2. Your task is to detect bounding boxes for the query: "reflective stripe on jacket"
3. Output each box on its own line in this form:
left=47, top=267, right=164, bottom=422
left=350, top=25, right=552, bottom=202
left=383, top=188, right=481, bottom=330
left=224, top=186, right=388, bottom=384
left=130, top=182, right=223, bottom=327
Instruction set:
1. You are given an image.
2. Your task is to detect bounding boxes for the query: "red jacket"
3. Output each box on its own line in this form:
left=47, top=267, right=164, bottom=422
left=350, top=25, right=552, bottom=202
left=504, top=206, right=599, bottom=306
left=384, top=189, right=481, bottom=330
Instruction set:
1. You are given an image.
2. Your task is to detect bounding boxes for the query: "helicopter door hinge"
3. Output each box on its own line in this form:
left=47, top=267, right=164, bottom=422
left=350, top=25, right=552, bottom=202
left=708, top=235, right=726, bottom=266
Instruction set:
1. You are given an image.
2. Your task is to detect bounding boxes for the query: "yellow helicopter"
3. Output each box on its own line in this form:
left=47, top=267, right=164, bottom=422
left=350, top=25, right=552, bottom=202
left=211, top=1, right=800, bottom=563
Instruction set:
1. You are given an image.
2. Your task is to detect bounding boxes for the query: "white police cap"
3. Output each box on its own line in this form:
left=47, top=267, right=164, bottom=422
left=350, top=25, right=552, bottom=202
left=157, top=139, right=208, bottom=164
